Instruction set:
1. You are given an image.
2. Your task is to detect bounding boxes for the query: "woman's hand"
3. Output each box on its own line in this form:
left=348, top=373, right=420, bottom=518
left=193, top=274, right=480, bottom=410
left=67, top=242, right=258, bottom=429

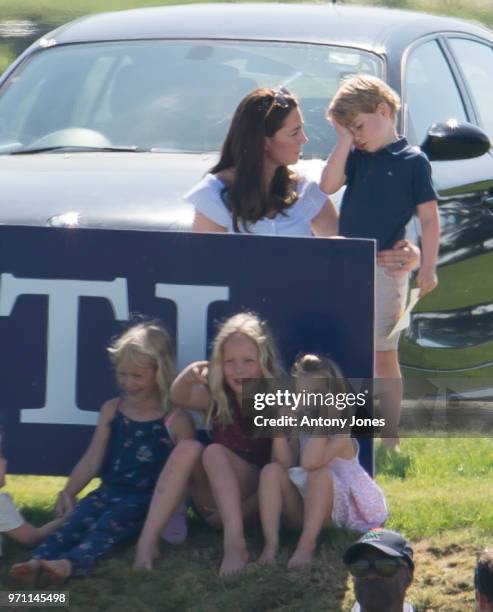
left=376, top=239, right=420, bottom=277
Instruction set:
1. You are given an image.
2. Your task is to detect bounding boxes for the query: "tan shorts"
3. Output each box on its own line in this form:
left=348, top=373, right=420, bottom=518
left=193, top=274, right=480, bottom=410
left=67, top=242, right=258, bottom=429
left=375, top=266, right=409, bottom=351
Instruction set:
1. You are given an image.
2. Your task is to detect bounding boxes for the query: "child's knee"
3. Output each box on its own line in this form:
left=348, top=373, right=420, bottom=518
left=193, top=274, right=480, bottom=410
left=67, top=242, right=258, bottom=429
left=260, top=462, right=285, bottom=484
left=201, top=443, right=228, bottom=471
left=173, top=439, right=204, bottom=462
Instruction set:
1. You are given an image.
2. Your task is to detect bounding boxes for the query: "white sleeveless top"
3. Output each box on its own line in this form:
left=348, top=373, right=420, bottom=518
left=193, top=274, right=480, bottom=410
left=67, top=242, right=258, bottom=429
left=184, top=172, right=327, bottom=236
left=0, top=492, right=24, bottom=556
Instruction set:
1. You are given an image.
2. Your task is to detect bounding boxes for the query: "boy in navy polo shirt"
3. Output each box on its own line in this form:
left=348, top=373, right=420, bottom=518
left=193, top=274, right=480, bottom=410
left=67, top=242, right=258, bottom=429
left=320, top=75, right=440, bottom=448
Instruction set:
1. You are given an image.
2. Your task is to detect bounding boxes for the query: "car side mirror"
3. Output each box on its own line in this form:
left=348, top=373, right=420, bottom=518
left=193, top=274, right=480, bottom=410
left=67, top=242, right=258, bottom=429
left=420, top=121, right=490, bottom=161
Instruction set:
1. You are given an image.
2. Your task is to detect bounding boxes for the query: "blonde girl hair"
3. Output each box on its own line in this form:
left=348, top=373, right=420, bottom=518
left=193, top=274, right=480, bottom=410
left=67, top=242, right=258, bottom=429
left=107, top=321, right=175, bottom=411
left=291, top=353, right=347, bottom=396
left=207, top=312, right=282, bottom=425
left=328, top=74, right=401, bottom=127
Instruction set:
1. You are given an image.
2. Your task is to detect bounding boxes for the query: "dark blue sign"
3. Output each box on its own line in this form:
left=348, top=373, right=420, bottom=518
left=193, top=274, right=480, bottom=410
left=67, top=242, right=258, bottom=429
left=0, top=226, right=374, bottom=475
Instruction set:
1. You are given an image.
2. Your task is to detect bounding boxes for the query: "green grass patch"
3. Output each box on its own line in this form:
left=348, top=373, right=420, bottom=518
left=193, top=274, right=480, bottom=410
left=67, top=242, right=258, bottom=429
left=1, top=437, right=492, bottom=610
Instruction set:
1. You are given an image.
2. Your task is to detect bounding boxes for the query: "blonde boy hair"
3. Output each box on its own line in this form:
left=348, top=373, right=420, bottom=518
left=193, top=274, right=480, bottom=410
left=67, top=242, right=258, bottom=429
left=207, top=312, right=282, bottom=425
left=107, top=321, right=175, bottom=411
left=328, top=74, right=401, bottom=127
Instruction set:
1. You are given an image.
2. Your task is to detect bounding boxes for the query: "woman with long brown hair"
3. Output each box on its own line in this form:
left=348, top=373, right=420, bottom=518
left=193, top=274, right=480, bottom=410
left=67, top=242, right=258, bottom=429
left=186, top=85, right=420, bottom=277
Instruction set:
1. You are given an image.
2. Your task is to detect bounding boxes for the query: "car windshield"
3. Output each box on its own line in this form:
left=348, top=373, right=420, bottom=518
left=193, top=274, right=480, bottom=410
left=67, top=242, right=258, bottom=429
left=0, top=40, right=382, bottom=158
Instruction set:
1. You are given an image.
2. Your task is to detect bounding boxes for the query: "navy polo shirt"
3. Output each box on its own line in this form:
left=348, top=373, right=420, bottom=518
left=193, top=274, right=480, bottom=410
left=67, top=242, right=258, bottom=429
left=339, top=137, right=438, bottom=251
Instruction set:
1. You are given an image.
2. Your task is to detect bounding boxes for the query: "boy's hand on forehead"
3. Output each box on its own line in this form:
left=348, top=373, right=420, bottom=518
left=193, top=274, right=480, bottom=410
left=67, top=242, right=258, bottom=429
left=330, top=117, right=354, bottom=143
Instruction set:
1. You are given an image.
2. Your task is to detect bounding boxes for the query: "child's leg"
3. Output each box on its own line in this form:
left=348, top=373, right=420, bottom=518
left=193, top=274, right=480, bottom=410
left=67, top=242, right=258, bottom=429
left=10, top=488, right=110, bottom=584
left=288, top=468, right=333, bottom=570
left=200, top=443, right=259, bottom=576
left=258, top=463, right=303, bottom=565
left=375, top=349, right=402, bottom=448
left=134, top=439, right=204, bottom=570
left=374, top=268, right=408, bottom=450
left=59, top=492, right=150, bottom=577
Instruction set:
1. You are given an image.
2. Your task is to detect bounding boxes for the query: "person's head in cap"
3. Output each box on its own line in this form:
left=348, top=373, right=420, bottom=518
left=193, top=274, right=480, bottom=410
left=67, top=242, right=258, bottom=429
left=475, top=549, right=493, bottom=611
left=343, top=528, right=414, bottom=612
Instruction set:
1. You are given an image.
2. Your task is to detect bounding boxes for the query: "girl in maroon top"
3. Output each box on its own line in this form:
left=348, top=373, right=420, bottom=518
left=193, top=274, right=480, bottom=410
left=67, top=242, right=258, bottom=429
left=134, top=312, right=282, bottom=576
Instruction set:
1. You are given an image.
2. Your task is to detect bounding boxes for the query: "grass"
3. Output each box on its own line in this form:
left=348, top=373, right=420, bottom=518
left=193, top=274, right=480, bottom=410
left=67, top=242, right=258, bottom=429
left=1, top=437, right=492, bottom=610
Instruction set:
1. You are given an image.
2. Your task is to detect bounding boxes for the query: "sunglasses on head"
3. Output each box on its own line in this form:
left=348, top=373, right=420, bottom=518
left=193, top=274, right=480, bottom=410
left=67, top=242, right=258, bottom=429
left=259, top=86, right=291, bottom=115
left=347, top=557, right=409, bottom=578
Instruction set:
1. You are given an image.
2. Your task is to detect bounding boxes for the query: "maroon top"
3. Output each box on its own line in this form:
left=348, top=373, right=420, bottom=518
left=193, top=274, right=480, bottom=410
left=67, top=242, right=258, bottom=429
left=211, top=394, right=271, bottom=468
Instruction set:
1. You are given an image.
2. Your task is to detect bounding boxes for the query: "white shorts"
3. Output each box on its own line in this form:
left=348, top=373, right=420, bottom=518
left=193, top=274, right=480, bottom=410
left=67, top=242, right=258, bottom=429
left=375, top=266, right=409, bottom=351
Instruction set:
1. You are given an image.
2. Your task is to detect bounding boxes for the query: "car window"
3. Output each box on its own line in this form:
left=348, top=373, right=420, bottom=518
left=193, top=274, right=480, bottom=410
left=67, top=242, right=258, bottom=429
left=0, top=40, right=382, bottom=159
left=404, top=39, right=467, bottom=145
left=448, top=38, right=493, bottom=141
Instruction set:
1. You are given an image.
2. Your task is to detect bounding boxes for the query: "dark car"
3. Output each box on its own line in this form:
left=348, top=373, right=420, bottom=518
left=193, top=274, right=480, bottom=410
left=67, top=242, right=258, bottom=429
left=0, top=3, right=492, bottom=389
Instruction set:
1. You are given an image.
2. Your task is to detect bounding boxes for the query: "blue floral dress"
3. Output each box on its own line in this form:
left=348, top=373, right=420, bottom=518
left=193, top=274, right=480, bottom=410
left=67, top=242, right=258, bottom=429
left=31, top=408, right=173, bottom=574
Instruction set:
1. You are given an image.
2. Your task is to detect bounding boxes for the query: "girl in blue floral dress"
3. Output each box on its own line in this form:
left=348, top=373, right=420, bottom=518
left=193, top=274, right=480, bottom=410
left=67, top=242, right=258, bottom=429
left=10, top=322, right=194, bottom=585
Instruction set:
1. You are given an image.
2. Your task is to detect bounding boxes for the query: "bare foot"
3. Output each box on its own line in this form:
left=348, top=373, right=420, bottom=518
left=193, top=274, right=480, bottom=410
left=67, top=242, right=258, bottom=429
left=287, top=547, right=314, bottom=570
left=219, top=546, right=250, bottom=576
left=133, top=540, right=160, bottom=571
left=257, top=545, right=278, bottom=565
left=39, top=559, right=71, bottom=586
left=9, top=560, right=41, bottom=585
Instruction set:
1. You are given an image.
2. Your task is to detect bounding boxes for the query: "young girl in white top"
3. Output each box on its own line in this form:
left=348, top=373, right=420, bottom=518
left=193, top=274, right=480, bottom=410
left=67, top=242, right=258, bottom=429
left=0, top=446, right=73, bottom=556
left=10, top=321, right=194, bottom=585
left=258, top=354, right=387, bottom=570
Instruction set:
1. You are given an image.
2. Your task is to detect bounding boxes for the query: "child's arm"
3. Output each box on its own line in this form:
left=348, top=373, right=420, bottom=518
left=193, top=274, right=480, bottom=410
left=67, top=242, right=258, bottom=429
left=320, top=119, right=354, bottom=195
left=416, top=200, right=440, bottom=297
left=166, top=408, right=196, bottom=443
left=169, top=361, right=211, bottom=410
left=271, top=436, right=298, bottom=468
left=311, top=199, right=340, bottom=237
left=6, top=493, right=74, bottom=547
left=55, top=399, right=117, bottom=516
left=300, top=435, right=351, bottom=471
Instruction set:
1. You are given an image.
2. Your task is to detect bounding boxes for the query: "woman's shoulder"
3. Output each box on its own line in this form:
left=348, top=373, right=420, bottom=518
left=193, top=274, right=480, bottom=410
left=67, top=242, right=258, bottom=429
left=185, top=167, right=234, bottom=196
left=184, top=172, right=223, bottom=197
left=184, top=171, right=233, bottom=228
left=214, top=168, right=234, bottom=186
